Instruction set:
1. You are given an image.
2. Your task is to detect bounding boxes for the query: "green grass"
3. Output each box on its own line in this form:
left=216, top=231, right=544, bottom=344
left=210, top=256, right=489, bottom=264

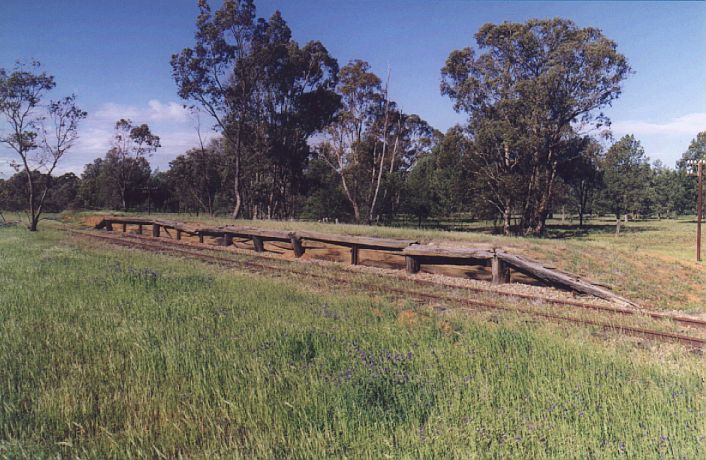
left=1, top=225, right=704, bottom=458
left=75, top=212, right=706, bottom=313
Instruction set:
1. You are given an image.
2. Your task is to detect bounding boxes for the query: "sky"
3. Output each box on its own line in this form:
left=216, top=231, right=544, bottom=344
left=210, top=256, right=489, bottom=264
left=1, top=0, right=704, bottom=177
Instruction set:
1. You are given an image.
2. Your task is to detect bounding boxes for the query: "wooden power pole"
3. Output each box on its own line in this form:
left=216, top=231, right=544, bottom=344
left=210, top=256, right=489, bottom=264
left=140, top=186, right=159, bottom=215
left=687, top=159, right=705, bottom=262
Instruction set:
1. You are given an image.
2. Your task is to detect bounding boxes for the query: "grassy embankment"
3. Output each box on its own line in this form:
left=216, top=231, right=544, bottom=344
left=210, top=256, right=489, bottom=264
left=76, top=212, right=706, bottom=313
left=1, top=224, right=704, bottom=458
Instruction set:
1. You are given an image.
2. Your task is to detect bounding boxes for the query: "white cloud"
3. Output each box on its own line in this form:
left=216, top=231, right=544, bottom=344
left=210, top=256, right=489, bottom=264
left=609, top=112, right=706, bottom=167
left=93, top=103, right=142, bottom=122
left=0, top=100, right=215, bottom=175
left=146, top=100, right=190, bottom=123
left=93, top=99, right=191, bottom=124
left=611, top=113, right=706, bottom=136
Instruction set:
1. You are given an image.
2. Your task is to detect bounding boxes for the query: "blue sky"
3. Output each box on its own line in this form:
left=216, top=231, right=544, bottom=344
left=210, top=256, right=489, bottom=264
left=1, top=0, right=704, bottom=176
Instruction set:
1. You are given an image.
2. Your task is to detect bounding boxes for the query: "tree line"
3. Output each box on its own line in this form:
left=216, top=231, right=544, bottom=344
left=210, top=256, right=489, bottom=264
left=1, top=1, right=704, bottom=234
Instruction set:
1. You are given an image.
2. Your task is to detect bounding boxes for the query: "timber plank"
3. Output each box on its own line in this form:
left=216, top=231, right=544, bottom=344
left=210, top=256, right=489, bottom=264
left=402, top=244, right=495, bottom=260
left=496, top=251, right=637, bottom=306
left=296, top=230, right=416, bottom=250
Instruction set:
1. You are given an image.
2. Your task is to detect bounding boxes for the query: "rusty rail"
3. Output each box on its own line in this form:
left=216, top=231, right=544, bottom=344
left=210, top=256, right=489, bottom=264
left=68, top=228, right=706, bottom=349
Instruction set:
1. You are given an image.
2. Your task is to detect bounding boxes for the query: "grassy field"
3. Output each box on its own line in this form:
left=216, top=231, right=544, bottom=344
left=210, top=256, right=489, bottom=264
left=1, top=224, right=705, bottom=458
left=71, top=212, right=706, bottom=313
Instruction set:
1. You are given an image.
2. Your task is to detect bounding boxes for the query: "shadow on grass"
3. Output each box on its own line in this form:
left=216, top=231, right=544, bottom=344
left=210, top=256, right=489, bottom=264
left=542, top=224, right=652, bottom=239
left=401, top=221, right=654, bottom=239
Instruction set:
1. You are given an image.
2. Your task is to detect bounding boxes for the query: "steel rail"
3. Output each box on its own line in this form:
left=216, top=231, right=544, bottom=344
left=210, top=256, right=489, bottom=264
left=65, top=228, right=706, bottom=349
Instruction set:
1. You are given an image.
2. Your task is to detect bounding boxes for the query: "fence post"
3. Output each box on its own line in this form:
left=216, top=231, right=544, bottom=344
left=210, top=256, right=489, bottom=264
left=405, top=256, right=420, bottom=274
left=290, top=235, right=305, bottom=257
left=350, top=244, right=359, bottom=265
left=253, top=236, right=265, bottom=253
left=491, top=255, right=510, bottom=284
left=152, top=224, right=160, bottom=238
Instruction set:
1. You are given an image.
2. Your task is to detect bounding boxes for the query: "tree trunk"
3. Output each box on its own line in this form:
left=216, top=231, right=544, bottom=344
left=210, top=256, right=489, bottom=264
left=368, top=72, right=392, bottom=224
left=25, top=168, right=37, bottom=231
left=120, top=184, right=127, bottom=212
left=503, top=199, right=512, bottom=236
left=339, top=173, right=361, bottom=223
left=615, top=215, right=621, bottom=236
left=531, top=161, right=559, bottom=236
left=232, top=156, right=242, bottom=219
left=231, top=123, right=243, bottom=219
left=521, top=161, right=540, bottom=232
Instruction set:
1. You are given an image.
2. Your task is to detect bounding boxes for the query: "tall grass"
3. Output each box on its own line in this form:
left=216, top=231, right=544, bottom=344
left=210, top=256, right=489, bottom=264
left=0, top=226, right=704, bottom=458
left=77, top=211, right=706, bottom=312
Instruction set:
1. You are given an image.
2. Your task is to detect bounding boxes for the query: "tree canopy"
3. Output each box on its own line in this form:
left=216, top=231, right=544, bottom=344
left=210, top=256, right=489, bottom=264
left=441, top=18, right=631, bottom=235
left=0, top=61, right=86, bottom=230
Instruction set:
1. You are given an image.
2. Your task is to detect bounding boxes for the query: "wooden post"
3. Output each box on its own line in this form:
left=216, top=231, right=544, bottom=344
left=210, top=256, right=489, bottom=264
left=121, top=223, right=127, bottom=233
left=105, top=221, right=113, bottom=231
left=290, top=235, right=304, bottom=257
left=698, top=162, right=703, bottom=262
left=253, top=236, right=265, bottom=253
left=198, top=233, right=204, bottom=244
left=176, top=229, right=182, bottom=241
left=405, top=255, right=420, bottom=274
left=137, top=224, right=143, bottom=235
left=350, top=244, right=359, bottom=265
left=152, top=224, right=160, bottom=238
left=491, top=256, right=510, bottom=284
left=223, top=233, right=233, bottom=246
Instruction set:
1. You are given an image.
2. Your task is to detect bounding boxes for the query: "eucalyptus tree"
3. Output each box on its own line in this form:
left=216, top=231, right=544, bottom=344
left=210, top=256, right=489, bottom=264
left=601, top=135, right=652, bottom=232
left=172, top=1, right=340, bottom=219
left=168, top=138, right=225, bottom=215
left=367, top=110, right=439, bottom=223
left=557, top=138, right=603, bottom=227
left=245, top=11, right=340, bottom=219
left=318, top=60, right=382, bottom=222
left=171, top=0, right=259, bottom=218
left=104, top=119, right=161, bottom=211
left=319, top=60, right=437, bottom=223
left=0, top=61, right=86, bottom=230
left=441, top=18, right=631, bottom=235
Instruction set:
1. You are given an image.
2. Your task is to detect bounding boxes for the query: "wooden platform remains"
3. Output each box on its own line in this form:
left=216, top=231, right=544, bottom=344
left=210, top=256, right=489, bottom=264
left=198, top=225, right=296, bottom=253
left=296, top=230, right=416, bottom=265
left=92, top=216, right=637, bottom=306
left=402, top=244, right=508, bottom=284
left=495, top=251, right=635, bottom=306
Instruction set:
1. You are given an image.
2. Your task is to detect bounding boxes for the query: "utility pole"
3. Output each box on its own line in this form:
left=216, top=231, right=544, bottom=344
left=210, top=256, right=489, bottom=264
left=140, top=186, right=159, bottom=215
left=686, top=159, right=705, bottom=262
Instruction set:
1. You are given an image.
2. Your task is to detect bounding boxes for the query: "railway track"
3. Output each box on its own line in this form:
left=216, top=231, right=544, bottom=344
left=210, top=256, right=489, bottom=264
left=66, top=227, right=706, bottom=349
